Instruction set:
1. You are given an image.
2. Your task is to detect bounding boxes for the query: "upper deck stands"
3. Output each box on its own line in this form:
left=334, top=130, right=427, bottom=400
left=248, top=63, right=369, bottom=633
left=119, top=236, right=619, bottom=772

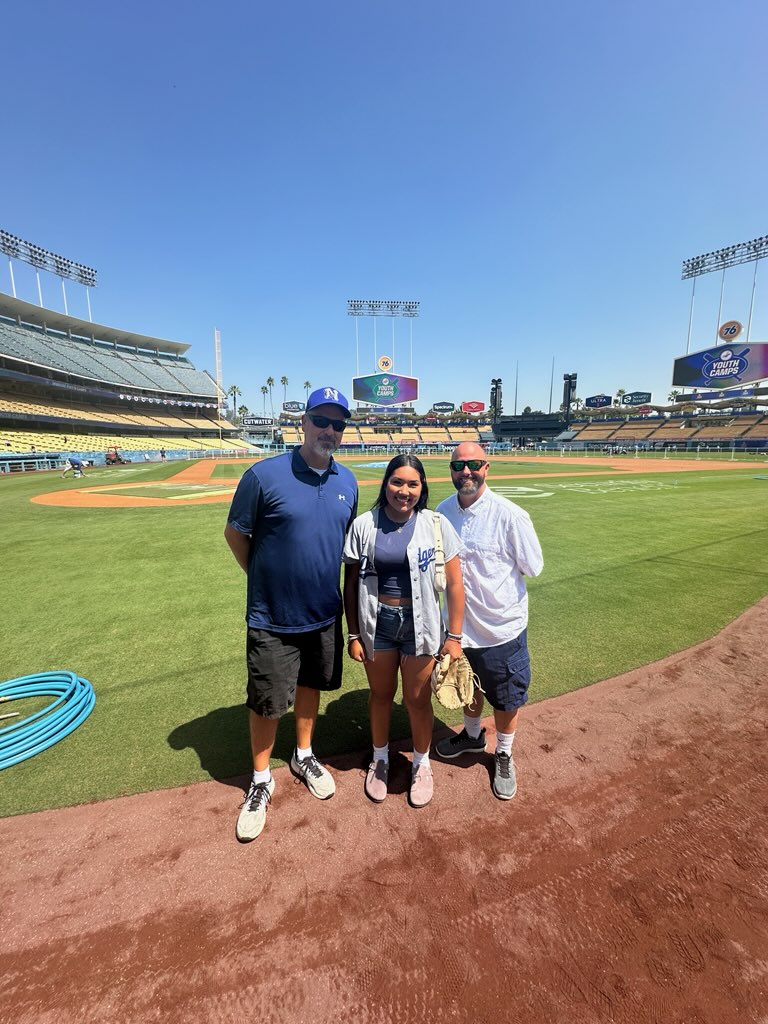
left=0, top=304, right=216, bottom=398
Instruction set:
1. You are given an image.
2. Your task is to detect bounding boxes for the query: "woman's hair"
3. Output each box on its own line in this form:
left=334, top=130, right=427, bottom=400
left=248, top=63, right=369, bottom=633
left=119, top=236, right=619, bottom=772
left=372, top=454, right=429, bottom=513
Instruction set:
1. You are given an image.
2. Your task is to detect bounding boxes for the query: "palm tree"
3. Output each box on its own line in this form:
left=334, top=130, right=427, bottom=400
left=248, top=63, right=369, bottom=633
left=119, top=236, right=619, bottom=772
left=266, top=377, right=275, bottom=416
left=227, top=384, right=241, bottom=417
left=237, top=404, right=249, bottom=423
left=281, top=376, right=289, bottom=405
left=260, top=385, right=268, bottom=414
left=303, top=380, right=312, bottom=400
left=668, top=389, right=681, bottom=404
left=615, top=388, right=626, bottom=407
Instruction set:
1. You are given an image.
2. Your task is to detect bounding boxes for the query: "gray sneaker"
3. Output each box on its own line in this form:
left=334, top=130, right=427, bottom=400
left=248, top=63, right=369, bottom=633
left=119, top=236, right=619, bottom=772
left=290, top=750, right=336, bottom=800
left=435, top=727, right=487, bottom=760
left=493, top=751, right=517, bottom=800
left=236, top=777, right=276, bottom=842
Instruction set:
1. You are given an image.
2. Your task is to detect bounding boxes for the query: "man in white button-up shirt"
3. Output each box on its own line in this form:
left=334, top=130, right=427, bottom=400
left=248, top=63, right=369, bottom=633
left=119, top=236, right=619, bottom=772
left=435, top=442, right=543, bottom=799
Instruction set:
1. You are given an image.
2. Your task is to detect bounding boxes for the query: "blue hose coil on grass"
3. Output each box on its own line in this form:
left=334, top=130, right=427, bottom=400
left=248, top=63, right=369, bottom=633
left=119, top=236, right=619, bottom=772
left=0, top=671, right=95, bottom=770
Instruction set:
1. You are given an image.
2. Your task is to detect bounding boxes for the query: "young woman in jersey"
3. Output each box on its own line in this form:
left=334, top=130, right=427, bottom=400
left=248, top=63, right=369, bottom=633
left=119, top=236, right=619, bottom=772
left=343, top=454, right=464, bottom=808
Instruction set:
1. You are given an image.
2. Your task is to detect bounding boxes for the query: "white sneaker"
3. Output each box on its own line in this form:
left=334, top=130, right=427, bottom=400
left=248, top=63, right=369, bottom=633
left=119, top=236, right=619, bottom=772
left=290, top=750, right=336, bottom=800
left=236, top=777, right=276, bottom=842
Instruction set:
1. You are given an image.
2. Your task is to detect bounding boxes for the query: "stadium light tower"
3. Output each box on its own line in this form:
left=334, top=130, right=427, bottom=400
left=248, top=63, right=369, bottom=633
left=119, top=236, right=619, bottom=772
left=0, top=229, right=98, bottom=320
left=347, top=299, right=420, bottom=376
left=681, top=233, right=768, bottom=350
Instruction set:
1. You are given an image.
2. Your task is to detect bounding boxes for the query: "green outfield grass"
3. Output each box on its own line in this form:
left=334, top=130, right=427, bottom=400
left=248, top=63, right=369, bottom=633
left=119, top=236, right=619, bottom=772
left=1, top=457, right=766, bottom=817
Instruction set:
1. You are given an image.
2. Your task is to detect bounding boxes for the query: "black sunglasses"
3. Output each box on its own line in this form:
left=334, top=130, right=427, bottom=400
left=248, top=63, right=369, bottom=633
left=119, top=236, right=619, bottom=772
left=307, top=413, right=347, bottom=432
left=450, top=459, right=487, bottom=472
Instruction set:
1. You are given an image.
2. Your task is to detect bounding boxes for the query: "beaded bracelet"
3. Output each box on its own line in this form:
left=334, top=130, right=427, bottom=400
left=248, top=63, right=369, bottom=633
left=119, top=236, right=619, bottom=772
left=446, top=632, right=462, bottom=641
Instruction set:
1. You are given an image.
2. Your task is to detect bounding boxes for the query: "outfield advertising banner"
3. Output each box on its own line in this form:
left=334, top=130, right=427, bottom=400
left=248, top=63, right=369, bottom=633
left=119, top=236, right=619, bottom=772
left=621, top=391, right=653, bottom=405
left=242, top=416, right=273, bottom=427
left=282, top=401, right=305, bottom=412
left=353, top=373, right=419, bottom=406
left=672, top=342, right=768, bottom=388
left=585, top=394, right=612, bottom=408
left=675, top=386, right=768, bottom=401
left=432, top=401, right=455, bottom=413
left=364, top=405, right=413, bottom=414
left=461, top=401, right=485, bottom=413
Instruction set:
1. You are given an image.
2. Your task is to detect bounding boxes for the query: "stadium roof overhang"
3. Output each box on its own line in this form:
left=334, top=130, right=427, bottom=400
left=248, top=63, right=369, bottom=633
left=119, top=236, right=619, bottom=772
left=0, top=292, right=191, bottom=356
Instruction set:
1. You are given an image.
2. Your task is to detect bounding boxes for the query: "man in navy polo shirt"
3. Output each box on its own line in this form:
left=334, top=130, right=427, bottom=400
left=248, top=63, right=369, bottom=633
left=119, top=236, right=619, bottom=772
left=225, top=386, right=358, bottom=842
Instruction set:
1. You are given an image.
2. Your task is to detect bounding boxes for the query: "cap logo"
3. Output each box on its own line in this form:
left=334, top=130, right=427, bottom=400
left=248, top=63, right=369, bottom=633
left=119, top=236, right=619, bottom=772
left=323, top=388, right=340, bottom=402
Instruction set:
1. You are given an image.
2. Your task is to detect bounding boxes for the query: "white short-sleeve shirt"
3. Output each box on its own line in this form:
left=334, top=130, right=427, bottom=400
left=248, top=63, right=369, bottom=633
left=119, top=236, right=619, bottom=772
left=437, top=487, right=543, bottom=648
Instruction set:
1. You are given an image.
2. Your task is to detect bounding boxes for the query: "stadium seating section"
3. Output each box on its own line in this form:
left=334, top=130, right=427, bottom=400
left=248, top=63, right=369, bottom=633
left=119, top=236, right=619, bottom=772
left=0, top=320, right=213, bottom=394
left=0, top=301, right=256, bottom=457
left=6, top=297, right=763, bottom=460
left=569, top=414, right=768, bottom=446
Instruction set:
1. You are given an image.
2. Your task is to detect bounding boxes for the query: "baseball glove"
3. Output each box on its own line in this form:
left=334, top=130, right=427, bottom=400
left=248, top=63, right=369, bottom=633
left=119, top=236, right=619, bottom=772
left=430, top=653, right=482, bottom=710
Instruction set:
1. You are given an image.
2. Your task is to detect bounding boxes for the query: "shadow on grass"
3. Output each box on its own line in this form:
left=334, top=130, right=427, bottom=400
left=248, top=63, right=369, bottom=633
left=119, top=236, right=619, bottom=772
left=167, top=688, right=453, bottom=792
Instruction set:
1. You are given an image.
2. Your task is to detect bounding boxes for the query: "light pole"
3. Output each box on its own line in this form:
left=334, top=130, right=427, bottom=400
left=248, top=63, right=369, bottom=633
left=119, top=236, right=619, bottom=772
left=682, top=233, right=768, bottom=350
left=490, top=378, right=503, bottom=423
left=562, top=373, right=578, bottom=430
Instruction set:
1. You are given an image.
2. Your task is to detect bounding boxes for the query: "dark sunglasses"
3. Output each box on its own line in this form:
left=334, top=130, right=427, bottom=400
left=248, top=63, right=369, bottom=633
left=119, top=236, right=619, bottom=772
left=307, top=413, right=347, bottom=432
left=450, top=459, right=487, bottom=472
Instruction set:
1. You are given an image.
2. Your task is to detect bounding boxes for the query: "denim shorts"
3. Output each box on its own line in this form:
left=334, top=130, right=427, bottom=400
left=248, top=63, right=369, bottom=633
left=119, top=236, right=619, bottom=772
left=463, top=630, right=531, bottom=712
left=374, top=604, right=416, bottom=655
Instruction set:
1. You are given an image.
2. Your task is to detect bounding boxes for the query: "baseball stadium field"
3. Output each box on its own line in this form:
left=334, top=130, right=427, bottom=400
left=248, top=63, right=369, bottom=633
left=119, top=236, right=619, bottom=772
left=1, top=452, right=765, bottom=817
left=1, top=452, right=767, bottom=1023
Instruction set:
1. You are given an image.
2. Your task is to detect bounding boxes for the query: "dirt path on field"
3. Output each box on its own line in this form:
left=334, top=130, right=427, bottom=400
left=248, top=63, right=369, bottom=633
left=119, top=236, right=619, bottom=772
left=30, top=454, right=768, bottom=508
left=2, top=599, right=767, bottom=1023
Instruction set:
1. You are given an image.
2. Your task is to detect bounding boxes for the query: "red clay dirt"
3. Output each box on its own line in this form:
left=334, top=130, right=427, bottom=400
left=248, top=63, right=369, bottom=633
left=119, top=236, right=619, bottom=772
left=1, top=599, right=767, bottom=1023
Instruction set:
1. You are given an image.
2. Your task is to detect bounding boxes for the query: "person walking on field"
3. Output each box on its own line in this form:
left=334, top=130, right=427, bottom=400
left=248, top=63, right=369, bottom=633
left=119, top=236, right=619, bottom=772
left=224, top=386, right=358, bottom=842
left=435, top=442, right=543, bottom=800
left=343, top=455, right=464, bottom=808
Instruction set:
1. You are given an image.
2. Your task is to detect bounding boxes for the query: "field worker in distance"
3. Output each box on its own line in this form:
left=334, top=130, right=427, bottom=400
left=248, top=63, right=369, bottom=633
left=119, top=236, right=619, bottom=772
left=225, top=386, right=358, bottom=842
left=61, top=456, right=86, bottom=479
left=343, top=455, right=464, bottom=808
left=434, top=442, right=543, bottom=800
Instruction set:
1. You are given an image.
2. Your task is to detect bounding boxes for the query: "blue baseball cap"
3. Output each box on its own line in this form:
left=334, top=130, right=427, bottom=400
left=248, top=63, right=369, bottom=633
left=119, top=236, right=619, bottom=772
left=306, top=386, right=351, bottom=418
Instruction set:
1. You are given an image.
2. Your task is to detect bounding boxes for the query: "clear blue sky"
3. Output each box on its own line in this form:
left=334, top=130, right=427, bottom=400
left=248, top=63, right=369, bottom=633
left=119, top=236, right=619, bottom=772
left=2, top=1, right=765, bottom=414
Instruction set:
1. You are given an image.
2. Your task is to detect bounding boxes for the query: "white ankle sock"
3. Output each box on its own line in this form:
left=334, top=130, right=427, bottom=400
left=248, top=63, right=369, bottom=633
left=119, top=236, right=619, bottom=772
left=295, top=745, right=312, bottom=761
left=413, top=749, right=430, bottom=769
left=464, top=715, right=483, bottom=739
left=373, top=744, right=389, bottom=764
left=495, top=730, right=515, bottom=756
left=252, top=768, right=271, bottom=786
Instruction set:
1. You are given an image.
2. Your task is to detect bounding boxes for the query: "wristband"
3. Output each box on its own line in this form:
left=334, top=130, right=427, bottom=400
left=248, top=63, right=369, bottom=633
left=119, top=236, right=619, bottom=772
left=446, top=632, right=462, bottom=641
left=347, top=635, right=361, bottom=643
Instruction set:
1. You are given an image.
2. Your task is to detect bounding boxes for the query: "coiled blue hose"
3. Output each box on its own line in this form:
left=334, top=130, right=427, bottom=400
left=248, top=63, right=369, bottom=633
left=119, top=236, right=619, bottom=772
left=0, top=671, right=95, bottom=770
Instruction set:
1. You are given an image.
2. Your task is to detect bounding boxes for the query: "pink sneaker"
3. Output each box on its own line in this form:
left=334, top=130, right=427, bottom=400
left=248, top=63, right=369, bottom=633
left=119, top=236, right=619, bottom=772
left=409, top=762, right=433, bottom=808
left=365, top=759, right=389, bottom=803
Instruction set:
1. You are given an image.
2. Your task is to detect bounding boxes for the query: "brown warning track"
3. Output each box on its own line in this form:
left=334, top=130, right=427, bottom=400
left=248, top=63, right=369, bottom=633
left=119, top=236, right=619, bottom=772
left=30, top=454, right=767, bottom=508
left=1, top=598, right=767, bottom=1023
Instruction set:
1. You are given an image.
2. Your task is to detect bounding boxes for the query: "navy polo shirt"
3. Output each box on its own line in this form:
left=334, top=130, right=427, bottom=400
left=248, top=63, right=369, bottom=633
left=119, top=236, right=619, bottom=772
left=227, top=448, right=358, bottom=632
